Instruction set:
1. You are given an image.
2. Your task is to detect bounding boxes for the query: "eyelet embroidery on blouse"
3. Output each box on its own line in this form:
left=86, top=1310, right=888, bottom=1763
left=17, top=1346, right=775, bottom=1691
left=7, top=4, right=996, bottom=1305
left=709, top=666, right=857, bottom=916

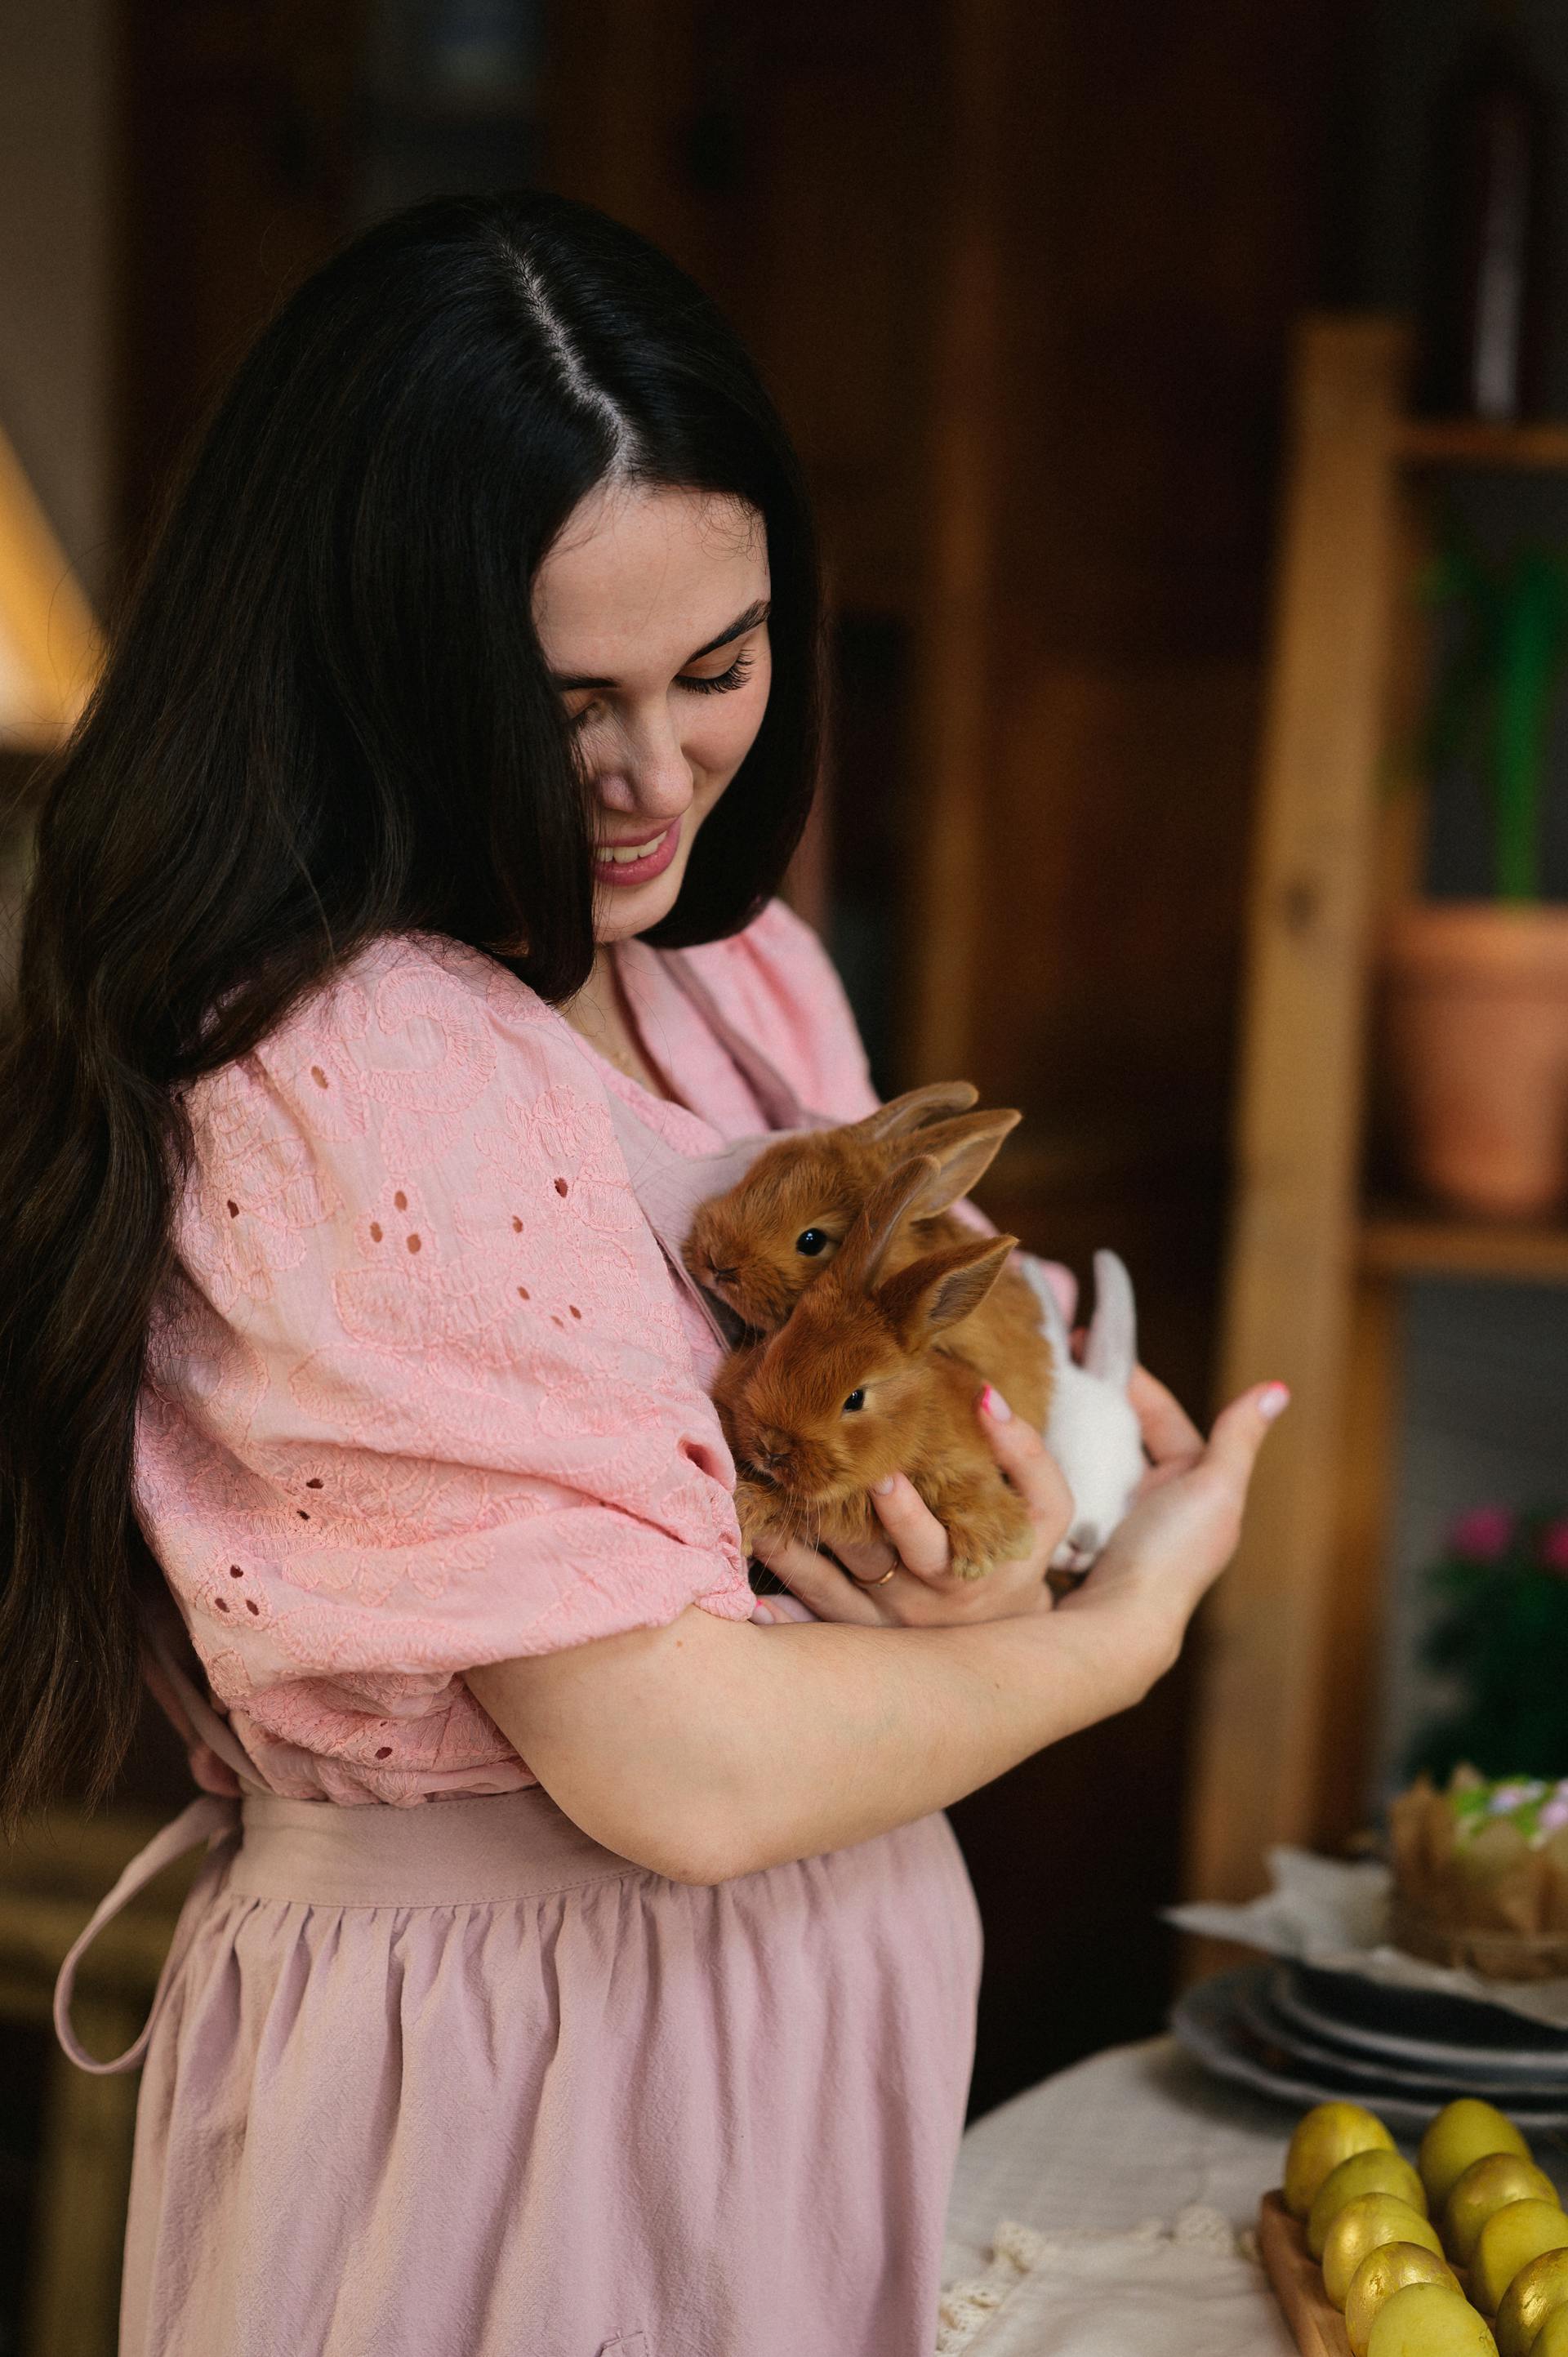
left=140, top=920, right=862, bottom=1803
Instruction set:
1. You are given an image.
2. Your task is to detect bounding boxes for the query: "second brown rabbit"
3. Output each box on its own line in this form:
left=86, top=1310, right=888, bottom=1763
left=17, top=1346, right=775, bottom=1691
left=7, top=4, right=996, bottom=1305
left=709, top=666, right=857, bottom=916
left=712, top=1156, right=1054, bottom=1580
left=684, top=1080, right=1048, bottom=1417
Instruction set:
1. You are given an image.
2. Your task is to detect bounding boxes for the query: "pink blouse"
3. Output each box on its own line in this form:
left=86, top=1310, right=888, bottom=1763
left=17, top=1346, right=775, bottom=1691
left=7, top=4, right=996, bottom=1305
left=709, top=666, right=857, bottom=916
left=136, top=902, right=880, bottom=1806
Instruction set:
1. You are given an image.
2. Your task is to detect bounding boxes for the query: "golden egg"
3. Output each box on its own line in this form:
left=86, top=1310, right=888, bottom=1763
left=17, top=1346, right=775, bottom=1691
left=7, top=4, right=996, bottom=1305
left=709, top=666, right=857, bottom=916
left=1419, top=2101, right=1533, bottom=2215
left=1493, top=2243, right=1568, bottom=2357
left=1323, top=2193, right=1445, bottom=2310
left=1445, top=2155, right=1561, bottom=2266
left=1345, top=2240, right=1462, bottom=2357
left=1285, top=2102, right=1397, bottom=2219
left=1472, top=2199, right=1568, bottom=2318
left=1311, top=2150, right=1429, bottom=2260
left=1530, top=2301, right=1568, bottom=2357
left=1366, top=2280, right=1499, bottom=2355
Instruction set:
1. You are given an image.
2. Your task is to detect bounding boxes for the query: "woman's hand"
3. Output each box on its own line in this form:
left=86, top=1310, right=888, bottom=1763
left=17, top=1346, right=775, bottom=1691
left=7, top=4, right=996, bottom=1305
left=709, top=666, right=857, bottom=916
left=751, top=1359, right=1285, bottom=1661
left=1052, top=1368, right=1288, bottom=1689
left=750, top=1393, right=1074, bottom=1626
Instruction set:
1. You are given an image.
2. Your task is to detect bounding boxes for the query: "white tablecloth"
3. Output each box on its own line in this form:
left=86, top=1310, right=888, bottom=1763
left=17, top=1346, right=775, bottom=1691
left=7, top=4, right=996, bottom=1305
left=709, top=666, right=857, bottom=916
left=941, top=2037, right=1298, bottom=2355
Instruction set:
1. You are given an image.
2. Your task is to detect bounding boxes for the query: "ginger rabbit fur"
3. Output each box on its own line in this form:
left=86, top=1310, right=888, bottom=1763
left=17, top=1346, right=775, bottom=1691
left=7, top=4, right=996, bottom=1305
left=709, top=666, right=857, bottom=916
left=684, top=1081, right=1049, bottom=1424
left=685, top=1082, right=1018, bottom=1328
left=711, top=1154, right=1053, bottom=1582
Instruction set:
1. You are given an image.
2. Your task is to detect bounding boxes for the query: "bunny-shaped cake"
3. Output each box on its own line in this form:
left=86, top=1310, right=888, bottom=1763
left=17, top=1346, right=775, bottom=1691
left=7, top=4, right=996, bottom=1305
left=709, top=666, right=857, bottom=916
left=712, top=1156, right=1051, bottom=1580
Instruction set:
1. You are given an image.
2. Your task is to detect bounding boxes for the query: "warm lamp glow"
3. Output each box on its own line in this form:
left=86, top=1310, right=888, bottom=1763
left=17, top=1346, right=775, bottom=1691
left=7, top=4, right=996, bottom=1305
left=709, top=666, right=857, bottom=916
left=0, top=424, right=102, bottom=749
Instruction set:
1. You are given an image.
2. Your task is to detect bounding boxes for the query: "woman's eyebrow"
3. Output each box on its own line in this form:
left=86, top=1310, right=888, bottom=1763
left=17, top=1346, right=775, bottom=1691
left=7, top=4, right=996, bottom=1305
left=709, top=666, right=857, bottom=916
left=548, top=598, right=771, bottom=691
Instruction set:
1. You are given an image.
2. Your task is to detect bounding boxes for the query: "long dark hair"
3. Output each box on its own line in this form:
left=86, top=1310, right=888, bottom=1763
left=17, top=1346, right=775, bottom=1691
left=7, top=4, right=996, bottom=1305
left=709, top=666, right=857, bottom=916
left=0, top=190, right=821, bottom=1833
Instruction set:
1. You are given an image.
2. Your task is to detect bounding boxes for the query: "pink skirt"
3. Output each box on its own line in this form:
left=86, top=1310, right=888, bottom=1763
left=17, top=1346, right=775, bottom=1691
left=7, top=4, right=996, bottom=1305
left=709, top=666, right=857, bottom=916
left=54, top=1784, right=982, bottom=2356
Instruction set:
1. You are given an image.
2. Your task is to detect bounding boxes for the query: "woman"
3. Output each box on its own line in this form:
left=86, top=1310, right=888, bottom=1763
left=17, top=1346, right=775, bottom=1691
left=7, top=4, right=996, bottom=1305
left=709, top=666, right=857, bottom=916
left=0, top=192, right=1284, bottom=2355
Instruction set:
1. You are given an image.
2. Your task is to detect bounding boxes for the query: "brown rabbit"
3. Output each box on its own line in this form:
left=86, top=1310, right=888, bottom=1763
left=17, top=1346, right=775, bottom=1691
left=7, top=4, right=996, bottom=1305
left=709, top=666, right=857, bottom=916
left=713, top=1157, right=1053, bottom=1581
left=684, top=1080, right=1030, bottom=1339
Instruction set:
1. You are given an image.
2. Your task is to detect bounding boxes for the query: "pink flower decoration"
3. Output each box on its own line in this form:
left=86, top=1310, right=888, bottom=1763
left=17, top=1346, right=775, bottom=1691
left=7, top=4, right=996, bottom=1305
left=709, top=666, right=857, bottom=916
left=1450, top=1505, right=1517, bottom=1562
left=1540, top=1519, right=1568, bottom=1574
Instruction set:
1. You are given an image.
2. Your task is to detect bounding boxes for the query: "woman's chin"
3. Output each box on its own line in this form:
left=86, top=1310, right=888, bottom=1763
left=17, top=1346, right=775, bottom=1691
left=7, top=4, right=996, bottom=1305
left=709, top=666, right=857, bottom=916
left=592, top=837, right=696, bottom=942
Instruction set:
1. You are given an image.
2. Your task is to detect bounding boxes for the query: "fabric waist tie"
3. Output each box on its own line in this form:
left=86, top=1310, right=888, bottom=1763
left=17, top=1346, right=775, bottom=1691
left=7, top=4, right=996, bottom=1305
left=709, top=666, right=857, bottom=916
left=52, top=1785, right=645, bottom=2075
left=53, top=1793, right=243, bottom=2076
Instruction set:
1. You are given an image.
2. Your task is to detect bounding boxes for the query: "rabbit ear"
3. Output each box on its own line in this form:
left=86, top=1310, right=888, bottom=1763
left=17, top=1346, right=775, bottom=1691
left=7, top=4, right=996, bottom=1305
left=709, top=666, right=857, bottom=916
left=1083, top=1250, right=1136, bottom=1391
left=1020, top=1256, right=1072, bottom=1355
left=853, top=1082, right=979, bottom=1143
left=897, top=1109, right=1022, bottom=1215
left=876, top=1232, right=1018, bottom=1348
left=838, top=1154, right=942, bottom=1290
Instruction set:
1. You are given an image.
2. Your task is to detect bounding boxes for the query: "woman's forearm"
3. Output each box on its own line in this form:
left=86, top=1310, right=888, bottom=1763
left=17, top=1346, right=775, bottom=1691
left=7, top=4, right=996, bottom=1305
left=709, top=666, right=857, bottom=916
left=466, top=1600, right=1163, bottom=1885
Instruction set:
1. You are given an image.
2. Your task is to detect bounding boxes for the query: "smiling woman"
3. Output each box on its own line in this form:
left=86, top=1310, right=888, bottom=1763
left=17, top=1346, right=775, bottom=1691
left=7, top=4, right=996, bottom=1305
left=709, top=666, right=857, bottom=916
left=533, top=483, right=777, bottom=1089
left=0, top=187, right=1279, bottom=2357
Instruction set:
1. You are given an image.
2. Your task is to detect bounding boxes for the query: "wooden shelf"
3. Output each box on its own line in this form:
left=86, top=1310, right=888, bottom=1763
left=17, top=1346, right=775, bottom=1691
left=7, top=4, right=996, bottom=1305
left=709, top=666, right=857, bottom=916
left=1187, top=318, right=1568, bottom=1915
left=1360, top=1205, right=1568, bottom=1283
left=1395, top=418, right=1568, bottom=470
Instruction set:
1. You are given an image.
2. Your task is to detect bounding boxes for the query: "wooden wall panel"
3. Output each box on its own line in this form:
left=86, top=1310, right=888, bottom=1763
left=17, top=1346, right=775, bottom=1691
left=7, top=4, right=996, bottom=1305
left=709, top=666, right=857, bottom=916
left=927, top=1, right=1356, bottom=1157
left=116, top=1, right=365, bottom=565
left=975, top=658, right=1260, bottom=1146
left=543, top=0, right=942, bottom=616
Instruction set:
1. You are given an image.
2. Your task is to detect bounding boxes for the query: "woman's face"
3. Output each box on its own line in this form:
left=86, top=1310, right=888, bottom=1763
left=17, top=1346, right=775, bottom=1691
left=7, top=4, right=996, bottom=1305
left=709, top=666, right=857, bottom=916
left=532, top=482, right=773, bottom=945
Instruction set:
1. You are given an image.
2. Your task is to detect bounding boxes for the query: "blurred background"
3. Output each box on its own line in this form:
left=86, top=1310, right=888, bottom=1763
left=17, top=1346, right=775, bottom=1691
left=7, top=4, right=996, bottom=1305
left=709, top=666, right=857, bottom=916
left=3, top=1, right=1568, bottom=2349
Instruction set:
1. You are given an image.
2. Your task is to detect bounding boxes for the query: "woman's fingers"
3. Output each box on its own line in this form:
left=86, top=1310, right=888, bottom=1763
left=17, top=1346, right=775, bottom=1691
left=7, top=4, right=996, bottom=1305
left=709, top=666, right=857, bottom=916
left=1128, top=1363, right=1203, bottom=1462
left=751, top=1592, right=816, bottom=1624
left=834, top=1531, right=902, bottom=1584
left=976, top=1390, right=1075, bottom=1543
left=750, top=1533, right=884, bottom=1624
left=1205, top=1382, right=1290, bottom=1491
left=867, top=1473, right=953, bottom=1581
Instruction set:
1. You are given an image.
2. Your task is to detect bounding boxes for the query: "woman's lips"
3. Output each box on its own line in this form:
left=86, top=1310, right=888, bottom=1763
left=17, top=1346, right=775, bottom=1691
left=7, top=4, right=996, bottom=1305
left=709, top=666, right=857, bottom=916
left=591, top=822, right=680, bottom=888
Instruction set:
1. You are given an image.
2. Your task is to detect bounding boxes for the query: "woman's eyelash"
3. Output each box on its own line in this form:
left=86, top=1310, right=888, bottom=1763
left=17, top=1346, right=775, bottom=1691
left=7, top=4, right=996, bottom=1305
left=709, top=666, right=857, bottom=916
left=565, top=649, right=755, bottom=728
left=681, top=652, right=754, bottom=697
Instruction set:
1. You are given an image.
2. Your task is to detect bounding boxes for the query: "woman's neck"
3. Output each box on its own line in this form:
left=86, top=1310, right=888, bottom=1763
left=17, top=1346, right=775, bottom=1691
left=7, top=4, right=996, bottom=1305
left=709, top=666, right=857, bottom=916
left=562, top=945, right=674, bottom=1099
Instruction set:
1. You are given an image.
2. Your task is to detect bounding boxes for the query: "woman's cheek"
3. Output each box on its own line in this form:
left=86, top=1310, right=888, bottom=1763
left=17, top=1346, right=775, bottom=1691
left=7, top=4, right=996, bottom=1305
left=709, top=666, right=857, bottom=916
left=698, top=668, right=771, bottom=786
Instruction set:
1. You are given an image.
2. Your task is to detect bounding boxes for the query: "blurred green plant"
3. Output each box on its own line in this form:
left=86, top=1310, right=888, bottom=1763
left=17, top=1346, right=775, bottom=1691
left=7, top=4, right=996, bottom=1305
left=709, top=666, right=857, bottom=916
left=1407, top=1504, right=1568, bottom=1781
left=1423, top=526, right=1568, bottom=901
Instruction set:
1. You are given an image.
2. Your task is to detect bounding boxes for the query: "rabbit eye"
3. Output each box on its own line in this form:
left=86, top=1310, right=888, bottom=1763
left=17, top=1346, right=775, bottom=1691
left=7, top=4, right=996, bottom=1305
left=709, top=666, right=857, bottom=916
left=842, top=1388, right=866, bottom=1414
left=795, top=1228, right=830, bottom=1257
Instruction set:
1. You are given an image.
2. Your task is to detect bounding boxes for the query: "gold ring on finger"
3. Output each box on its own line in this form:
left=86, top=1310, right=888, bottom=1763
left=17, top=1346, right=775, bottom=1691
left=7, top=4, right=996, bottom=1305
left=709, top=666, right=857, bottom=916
left=847, top=1562, right=898, bottom=1587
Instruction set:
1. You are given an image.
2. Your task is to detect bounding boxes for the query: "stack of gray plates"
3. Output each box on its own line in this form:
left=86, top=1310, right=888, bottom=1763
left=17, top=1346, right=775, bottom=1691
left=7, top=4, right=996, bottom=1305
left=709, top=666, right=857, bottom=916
left=1172, top=1961, right=1568, bottom=2131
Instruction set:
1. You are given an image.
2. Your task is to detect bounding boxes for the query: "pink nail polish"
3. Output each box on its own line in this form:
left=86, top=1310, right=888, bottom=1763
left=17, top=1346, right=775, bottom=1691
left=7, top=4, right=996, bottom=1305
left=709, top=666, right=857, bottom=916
left=980, top=1386, right=1013, bottom=1421
left=1258, top=1382, right=1290, bottom=1421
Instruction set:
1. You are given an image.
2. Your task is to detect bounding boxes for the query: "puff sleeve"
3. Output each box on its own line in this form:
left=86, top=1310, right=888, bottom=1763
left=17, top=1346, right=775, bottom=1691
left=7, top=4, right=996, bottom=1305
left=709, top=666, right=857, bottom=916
left=135, top=937, right=753, bottom=1804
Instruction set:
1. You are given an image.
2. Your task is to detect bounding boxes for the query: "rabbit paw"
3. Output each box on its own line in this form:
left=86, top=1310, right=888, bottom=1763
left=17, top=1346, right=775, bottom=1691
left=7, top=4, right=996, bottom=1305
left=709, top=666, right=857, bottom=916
left=734, top=1475, right=791, bottom=1558
left=938, top=1491, right=1036, bottom=1583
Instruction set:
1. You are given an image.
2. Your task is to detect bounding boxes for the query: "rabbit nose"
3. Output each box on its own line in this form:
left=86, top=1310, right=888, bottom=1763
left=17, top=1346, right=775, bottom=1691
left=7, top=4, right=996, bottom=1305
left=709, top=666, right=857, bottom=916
left=706, top=1263, right=739, bottom=1285
left=752, top=1427, right=794, bottom=1468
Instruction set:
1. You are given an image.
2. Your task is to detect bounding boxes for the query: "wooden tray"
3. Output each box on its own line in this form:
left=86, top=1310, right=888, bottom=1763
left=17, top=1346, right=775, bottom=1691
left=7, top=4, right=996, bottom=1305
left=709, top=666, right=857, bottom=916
left=1258, top=2193, right=1353, bottom=2357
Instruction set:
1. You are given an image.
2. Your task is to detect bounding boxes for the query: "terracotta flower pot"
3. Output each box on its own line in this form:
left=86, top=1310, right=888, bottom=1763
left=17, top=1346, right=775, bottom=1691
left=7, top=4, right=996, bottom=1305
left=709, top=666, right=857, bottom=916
left=1382, top=902, right=1568, bottom=1219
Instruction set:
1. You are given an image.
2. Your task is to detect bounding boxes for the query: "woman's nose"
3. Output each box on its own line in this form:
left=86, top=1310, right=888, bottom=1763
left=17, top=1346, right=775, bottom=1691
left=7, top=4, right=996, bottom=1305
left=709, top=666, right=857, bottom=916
left=595, top=703, right=692, bottom=820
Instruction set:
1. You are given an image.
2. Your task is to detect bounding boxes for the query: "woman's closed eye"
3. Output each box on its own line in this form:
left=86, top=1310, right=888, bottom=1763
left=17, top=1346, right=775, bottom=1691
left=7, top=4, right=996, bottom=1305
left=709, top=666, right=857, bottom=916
left=679, top=649, right=755, bottom=698
left=564, top=649, right=755, bottom=731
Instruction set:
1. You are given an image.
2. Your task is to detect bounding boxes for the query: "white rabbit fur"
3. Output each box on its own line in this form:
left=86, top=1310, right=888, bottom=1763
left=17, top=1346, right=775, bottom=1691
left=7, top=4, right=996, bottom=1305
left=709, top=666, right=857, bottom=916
left=1022, top=1250, right=1146, bottom=1573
